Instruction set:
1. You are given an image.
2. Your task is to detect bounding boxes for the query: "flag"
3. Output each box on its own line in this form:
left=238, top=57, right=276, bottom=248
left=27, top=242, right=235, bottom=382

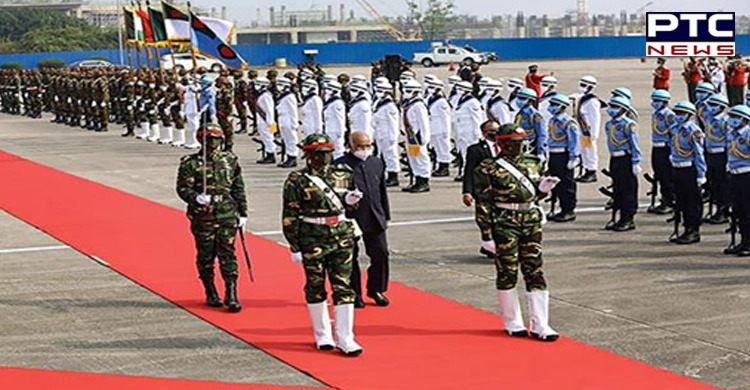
left=162, top=1, right=234, bottom=42
left=135, top=3, right=154, bottom=43
left=148, top=6, right=168, bottom=44
left=124, top=7, right=136, bottom=41
left=189, top=11, right=246, bottom=69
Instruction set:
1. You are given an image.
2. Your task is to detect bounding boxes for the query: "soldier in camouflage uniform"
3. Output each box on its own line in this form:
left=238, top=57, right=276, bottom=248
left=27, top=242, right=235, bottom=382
left=120, top=74, right=137, bottom=137
left=176, top=124, right=248, bottom=313
left=474, top=123, right=561, bottom=342
left=282, top=133, right=364, bottom=356
left=215, top=76, right=235, bottom=151
left=233, top=70, right=249, bottom=134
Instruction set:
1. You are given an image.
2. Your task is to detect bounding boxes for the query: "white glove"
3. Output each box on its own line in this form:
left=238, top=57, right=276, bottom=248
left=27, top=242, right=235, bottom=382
left=567, top=160, right=577, bottom=170
left=291, top=252, right=303, bottom=264
left=539, top=176, right=561, bottom=193
left=196, top=194, right=211, bottom=205
left=481, top=240, right=496, bottom=254
left=537, top=154, right=547, bottom=164
left=632, top=164, right=642, bottom=176
left=179, top=111, right=185, bottom=118
left=345, top=190, right=364, bottom=205
left=697, top=177, right=707, bottom=186
left=211, top=115, right=218, bottom=123
left=238, top=217, right=248, bottom=232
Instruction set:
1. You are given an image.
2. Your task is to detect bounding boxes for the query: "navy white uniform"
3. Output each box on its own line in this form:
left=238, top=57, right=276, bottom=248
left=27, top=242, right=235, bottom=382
left=277, top=90, right=299, bottom=158
left=300, top=92, right=323, bottom=136
left=373, top=95, right=400, bottom=175
left=428, top=92, right=452, bottom=165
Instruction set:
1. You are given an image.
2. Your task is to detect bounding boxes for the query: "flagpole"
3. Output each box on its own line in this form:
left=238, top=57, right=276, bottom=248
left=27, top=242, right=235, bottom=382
left=126, top=42, right=133, bottom=68
left=117, top=0, right=124, bottom=66
left=187, top=1, right=206, bottom=197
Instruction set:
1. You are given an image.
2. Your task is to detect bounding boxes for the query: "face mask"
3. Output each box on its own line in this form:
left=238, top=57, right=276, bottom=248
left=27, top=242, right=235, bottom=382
left=650, top=101, right=664, bottom=111
left=547, top=105, right=562, bottom=116
left=695, top=92, right=708, bottom=101
left=516, top=98, right=528, bottom=108
left=727, top=116, right=745, bottom=130
left=606, top=107, right=622, bottom=118
left=353, top=149, right=372, bottom=160
left=746, top=101, right=750, bottom=108
left=500, top=140, right=523, bottom=160
left=706, top=104, right=723, bottom=115
left=160, top=86, right=167, bottom=91
left=375, top=90, right=385, bottom=99
left=674, top=113, right=690, bottom=123
left=149, top=83, right=156, bottom=89
left=254, top=85, right=263, bottom=92
left=578, top=85, right=589, bottom=94
left=203, top=137, right=223, bottom=152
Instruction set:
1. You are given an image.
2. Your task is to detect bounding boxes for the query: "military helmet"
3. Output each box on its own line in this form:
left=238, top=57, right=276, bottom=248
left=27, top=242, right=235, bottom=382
left=301, top=78, right=319, bottom=92
left=609, top=95, right=633, bottom=113
left=707, top=93, right=729, bottom=108
left=455, top=81, right=473, bottom=92
left=540, top=76, right=558, bottom=88
left=254, top=76, right=270, bottom=87
left=506, top=77, right=524, bottom=90
left=494, top=123, right=526, bottom=142
left=447, top=75, right=461, bottom=86
left=276, top=76, right=292, bottom=88
left=350, top=82, right=368, bottom=94
left=650, top=89, right=671, bottom=102
left=402, top=79, right=422, bottom=94
left=611, top=87, right=632, bottom=101
left=486, top=78, right=503, bottom=91
left=300, top=133, right=335, bottom=153
left=728, top=105, right=750, bottom=121
left=299, top=68, right=314, bottom=80
left=550, top=93, right=571, bottom=107
left=478, top=77, right=492, bottom=88
left=351, top=74, right=367, bottom=85
left=695, top=82, right=715, bottom=94
left=423, top=74, right=439, bottom=85
left=425, top=77, right=443, bottom=88
left=517, top=87, right=538, bottom=101
left=399, top=70, right=416, bottom=82
left=325, top=80, right=342, bottom=92
left=580, top=75, right=598, bottom=88
left=196, top=123, right=225, bottom=139
left=673, top=101, right=697, bottom=115
left=375, top=79, right=393, bottom=91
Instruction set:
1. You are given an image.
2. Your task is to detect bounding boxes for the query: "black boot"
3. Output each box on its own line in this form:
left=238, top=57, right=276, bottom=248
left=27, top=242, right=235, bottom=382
left=652, top=203, right=673, bottom=215
left=706, top=208, right=729, bottom=225
left=432, top=162, right=450, bottom=177
left=612, top=214, right=636, bottom=232
left=278, top=156, right=298, bottom=168
left=385, top=172, right=399, bottom=187
left=121, top=128, right=134, bottom=137
left=550, top=211, right=576, bottom=223
left=405, top=177, right=430, bottom=193
left=200, top=275, right=222, bottom=308
left=223, top=277, right=242, bottom=313
left=576, top=169, right=598, bottom=183
left=675, top=226, right=701, bottom=245
left=256, top=154, right=276, bottom=165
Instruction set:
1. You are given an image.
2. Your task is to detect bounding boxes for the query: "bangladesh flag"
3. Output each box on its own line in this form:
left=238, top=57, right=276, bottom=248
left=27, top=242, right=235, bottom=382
left=123, top=7, right=144, bottom=42
left=162, top=1, right=234, bottom=43
left=135, top=5, right=154, bottom=43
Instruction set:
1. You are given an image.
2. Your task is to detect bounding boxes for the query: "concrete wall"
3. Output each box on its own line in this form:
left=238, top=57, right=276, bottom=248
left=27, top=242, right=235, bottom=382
left=2, top=35, right=749, bottom=69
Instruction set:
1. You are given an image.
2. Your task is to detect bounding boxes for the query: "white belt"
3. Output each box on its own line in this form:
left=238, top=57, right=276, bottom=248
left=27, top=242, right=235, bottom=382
left=549, top=147, right=567, bottom=153
left=707, top=147, right=726, bottom=154
left=301, top=214, right=346, bottom=226
left=652, top=142, right=667, bottom=148
left=730, top=166, right=750, bottom=175
left=672, top=161, right=693, bottom=168
left=611, top=150, right=629, bottom=157
left=496, top=202, right=533, bottom=211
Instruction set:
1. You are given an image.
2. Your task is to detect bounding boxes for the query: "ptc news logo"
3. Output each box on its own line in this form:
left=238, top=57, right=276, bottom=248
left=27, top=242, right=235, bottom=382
left=646, top=12, right=735, bottom=57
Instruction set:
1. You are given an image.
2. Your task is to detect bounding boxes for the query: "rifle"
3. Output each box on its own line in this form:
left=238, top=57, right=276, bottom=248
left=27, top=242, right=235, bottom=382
left=669, top=208, right=682, bottom=242
left=238, top=228, right=255, bottom=283
left=644, top=172, right=658, bottom=212
left=724, top=208, right=738, bottom=254
left=702, top=181, right=714, bottom=221
left=599, top=186, right=617, bottom=228
left=545, top=195, right=557, bottom=219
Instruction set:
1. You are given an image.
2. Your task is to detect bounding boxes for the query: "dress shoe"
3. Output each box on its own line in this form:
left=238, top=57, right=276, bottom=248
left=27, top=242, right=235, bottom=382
left=612, top=216, right=635, bottom=232
left=705, top=210, right=729, bottom=225
left=576, top=170, right=598, bottom=183
left=354, top=295, right=365, bottom=309
left=277, top=156, right=298, bottom=168
left=453, top=174, right=463, bottom=182
left=385, top=172, right=399, bottom=187
left=550, top=211, right=576, bottom=223
left=256, top=154, right=276, bottom=165
left=652, top=203, right=673, bottom=215
left=367, top=292, right=390, bottom=307
left=604, top=220, right=617, bottom=231
left=432, top=163, right=450, bottom=177
left=674, top=227, right=700, bottom=245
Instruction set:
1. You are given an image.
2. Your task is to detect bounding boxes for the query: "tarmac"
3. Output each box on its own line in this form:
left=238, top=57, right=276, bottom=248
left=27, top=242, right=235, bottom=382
left=1, top=58, right=749, bottom=389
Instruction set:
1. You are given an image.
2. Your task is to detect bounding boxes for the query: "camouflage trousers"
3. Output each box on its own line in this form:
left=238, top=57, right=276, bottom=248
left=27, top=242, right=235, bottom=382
left=218, top=113, right=234, bottom=151
left=301, top=232, right=356, bottom=305
left=492, top=208, right=547, bottom=292
left=190, top=218, right=239, bottom=280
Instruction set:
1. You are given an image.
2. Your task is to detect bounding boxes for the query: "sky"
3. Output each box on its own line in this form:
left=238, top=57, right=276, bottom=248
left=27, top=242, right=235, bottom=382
left=169, top=0, right=750, bottom=24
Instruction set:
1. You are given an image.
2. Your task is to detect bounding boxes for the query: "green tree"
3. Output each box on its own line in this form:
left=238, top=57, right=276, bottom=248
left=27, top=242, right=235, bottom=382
left=406, top=0, right=455, bottom=40
left=0, top=9, right=116, bottom=53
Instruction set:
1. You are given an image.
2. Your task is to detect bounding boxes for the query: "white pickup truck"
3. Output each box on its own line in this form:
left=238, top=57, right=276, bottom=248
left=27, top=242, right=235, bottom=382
left=413, top=44, right=490, bottom=67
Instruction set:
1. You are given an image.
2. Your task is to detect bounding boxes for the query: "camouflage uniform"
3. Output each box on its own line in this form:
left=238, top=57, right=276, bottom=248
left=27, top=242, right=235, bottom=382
left=474, top=123, right=558, bottom=341
left=282, top=133, right=364, bottom=356
left=233, top=71, right=249, bottom=133
left=176, top=124, right=248, bottom=312
left=216, top=78, right=235, bottom=151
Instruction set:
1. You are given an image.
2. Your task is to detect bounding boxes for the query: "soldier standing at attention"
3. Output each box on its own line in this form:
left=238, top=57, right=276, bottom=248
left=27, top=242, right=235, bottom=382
left=176, top=124, right=248, bottom=313
left=604, top=96, right=642, bottom=232
left=725, top=105, right=750, bottom=257
left=474, top=124, right=561, bottom=342
left=282, top=134, right=364, bottom=356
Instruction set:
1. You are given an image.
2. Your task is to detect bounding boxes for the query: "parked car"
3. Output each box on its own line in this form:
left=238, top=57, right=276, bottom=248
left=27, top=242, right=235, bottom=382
left=69, top=59, right=113, bottom=68
left=413, top=43, right=489, bottom=67
left=160, top=53, right=224, bottom=72
left=463, top=45, right=498, bottom=62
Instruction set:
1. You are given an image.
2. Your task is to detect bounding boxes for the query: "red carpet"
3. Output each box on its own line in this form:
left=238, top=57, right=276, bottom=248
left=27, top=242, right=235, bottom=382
left=0, top=150, right=718, bottom=390
left=0, top=367, right=314, bottom=390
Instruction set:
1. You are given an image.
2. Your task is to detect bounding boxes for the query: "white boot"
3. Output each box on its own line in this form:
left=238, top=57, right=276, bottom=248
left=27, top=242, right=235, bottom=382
left=334, top=304, right=363, bottom=356
left=136, top=122, right=149, bottom=139
left=171, top=129, right=185, bottom=147
left=147, top=123, right=161, bottom=142
left=159, top=126, right=173, bottom=144
left=527, top=290, right=559, bottom=342
left=307, top=302, right=335, bottom=351
left=497, top=289, right=529, bottom=337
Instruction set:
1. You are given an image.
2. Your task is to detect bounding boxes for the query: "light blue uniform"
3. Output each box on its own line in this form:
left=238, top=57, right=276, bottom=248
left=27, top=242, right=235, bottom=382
left=515, top=105, right=547, bottom=156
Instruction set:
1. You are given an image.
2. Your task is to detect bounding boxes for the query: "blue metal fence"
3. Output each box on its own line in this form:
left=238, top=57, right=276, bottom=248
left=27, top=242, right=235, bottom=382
left=2, top=35, right=749, bottom=69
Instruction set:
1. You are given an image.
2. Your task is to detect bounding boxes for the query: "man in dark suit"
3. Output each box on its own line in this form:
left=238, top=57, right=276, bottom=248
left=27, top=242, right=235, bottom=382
left=462, top=120, right=500, bottom=258
left=336, top=132, right=392, bottom=308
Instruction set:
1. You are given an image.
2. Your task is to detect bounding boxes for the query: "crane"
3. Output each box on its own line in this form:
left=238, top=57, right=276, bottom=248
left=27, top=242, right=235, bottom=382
left=354, top=0, right=409, bottom=41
